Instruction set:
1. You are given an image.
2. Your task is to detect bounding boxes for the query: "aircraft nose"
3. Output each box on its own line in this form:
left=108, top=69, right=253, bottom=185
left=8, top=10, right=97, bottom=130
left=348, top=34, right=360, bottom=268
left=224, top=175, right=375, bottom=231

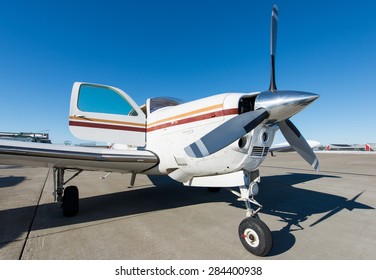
left=255, top=90, right=319, bottom=123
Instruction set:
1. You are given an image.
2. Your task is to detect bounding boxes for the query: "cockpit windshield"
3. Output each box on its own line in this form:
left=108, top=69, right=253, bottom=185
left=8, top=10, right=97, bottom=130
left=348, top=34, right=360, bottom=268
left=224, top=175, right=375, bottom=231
left=148, top=97, right=185, bottom=113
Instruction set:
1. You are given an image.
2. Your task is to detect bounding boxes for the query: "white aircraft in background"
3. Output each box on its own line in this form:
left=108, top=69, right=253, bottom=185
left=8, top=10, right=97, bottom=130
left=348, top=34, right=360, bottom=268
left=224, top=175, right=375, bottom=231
left=270, top=140, right=320, bottom=156
left=0, top=5, right=319, bottom=256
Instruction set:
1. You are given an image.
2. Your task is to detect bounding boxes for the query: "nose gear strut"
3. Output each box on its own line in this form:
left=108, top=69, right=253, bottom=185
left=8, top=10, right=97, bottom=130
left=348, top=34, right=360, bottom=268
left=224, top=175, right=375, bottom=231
left=228, top=170, right=273, bottom=256
left=227, top=170, right=263, bottom=217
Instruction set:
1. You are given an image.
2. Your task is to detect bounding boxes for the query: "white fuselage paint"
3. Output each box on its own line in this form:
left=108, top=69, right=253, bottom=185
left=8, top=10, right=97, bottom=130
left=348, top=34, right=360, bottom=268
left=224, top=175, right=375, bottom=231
left=144, top=93, right=276, bottom=183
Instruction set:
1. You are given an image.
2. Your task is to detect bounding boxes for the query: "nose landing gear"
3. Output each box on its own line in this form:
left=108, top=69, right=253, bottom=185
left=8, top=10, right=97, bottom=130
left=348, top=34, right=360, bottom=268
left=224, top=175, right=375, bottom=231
left=229, top=170, right=273, bottom=256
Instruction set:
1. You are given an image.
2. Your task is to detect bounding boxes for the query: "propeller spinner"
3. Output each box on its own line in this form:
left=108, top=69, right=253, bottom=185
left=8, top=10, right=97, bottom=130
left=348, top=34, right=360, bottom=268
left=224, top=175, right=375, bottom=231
left=185, top=4, right=320, bottom=171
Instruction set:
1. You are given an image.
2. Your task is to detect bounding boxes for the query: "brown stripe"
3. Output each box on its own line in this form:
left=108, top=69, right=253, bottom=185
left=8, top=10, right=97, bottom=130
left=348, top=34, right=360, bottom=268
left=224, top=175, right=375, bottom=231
left=69, top=121, right=146, bottom=132
left=69, top=108, right=238, bottom=133
left=147, top=108, right=238, bottom=132
left=69, top=116, right=145, bottom=127
left=148, top=103, right=223, bottom=127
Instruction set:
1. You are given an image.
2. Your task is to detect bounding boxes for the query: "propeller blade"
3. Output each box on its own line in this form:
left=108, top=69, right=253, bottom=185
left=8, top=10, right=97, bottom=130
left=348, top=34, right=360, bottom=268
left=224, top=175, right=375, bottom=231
left=269, top=4, right=278, bottom=91
left=279, top=119, right=320, bottom=171
left=185, top=109, right=269, bottom=158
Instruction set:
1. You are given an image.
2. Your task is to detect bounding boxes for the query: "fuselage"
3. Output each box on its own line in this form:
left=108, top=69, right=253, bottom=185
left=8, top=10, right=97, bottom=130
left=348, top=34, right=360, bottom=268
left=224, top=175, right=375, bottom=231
left=66, top=82, right=319, bottom=182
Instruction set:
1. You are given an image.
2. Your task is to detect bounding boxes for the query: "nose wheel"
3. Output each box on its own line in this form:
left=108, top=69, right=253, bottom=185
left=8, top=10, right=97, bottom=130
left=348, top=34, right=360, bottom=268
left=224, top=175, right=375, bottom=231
left=238, top=217, right=272, bottom=257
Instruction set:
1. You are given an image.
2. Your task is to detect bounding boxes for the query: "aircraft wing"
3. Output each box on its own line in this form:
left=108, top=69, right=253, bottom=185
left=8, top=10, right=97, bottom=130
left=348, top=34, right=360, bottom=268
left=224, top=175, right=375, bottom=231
left=0, top=139, right=159, bottom=173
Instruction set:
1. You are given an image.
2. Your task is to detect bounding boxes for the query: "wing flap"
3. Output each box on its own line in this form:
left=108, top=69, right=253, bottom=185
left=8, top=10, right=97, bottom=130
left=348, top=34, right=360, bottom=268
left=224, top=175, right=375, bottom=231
left=0, top=140, right=158, bottom=173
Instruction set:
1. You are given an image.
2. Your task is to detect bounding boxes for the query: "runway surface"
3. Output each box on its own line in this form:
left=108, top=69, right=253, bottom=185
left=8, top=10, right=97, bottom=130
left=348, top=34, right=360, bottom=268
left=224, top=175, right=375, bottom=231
left=0, top=152, right=375, bottom=259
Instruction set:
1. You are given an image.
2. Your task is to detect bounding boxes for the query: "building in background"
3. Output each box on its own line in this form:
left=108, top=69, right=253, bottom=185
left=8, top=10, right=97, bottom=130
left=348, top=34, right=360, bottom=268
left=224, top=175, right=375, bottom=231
left=0, top=132, right=51, bottom=144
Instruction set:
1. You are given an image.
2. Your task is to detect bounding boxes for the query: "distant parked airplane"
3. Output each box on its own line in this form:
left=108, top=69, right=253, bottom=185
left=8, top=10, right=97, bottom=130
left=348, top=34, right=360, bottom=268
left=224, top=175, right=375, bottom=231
left=326, top=144, right=374, bottom=152
left=270, top=140, right=320, bottom=156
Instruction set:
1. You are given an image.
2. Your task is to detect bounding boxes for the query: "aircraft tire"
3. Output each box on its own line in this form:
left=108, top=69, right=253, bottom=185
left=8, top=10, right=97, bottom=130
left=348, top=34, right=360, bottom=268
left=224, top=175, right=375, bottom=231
left=238, top=217, right=272, bottom=256
left=207, top=187, right=221, bottom=192
left=62, top=185, right=79, bottom=217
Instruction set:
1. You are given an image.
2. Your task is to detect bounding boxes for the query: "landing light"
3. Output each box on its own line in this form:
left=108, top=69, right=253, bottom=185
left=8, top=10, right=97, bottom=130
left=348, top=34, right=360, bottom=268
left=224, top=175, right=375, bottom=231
left=261, top=131, right=269, bottom=143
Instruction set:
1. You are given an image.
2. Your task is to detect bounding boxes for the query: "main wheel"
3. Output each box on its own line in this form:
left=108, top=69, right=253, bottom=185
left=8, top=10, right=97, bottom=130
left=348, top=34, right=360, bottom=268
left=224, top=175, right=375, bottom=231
left=62, top=185, right=79, bottom=217
left=238, top=217, right=272, bottom=256
left=207, top=187, right=221, bottom=192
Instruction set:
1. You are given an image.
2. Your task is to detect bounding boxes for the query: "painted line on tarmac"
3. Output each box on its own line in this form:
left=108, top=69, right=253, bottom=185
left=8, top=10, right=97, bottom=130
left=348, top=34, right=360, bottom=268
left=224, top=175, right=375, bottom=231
left=19, top=168, right=51, bottom=260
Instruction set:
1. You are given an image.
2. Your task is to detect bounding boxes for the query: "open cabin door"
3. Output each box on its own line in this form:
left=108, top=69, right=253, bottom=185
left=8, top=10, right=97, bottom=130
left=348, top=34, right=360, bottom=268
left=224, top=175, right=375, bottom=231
left=69, top=82, right=146, bottom=146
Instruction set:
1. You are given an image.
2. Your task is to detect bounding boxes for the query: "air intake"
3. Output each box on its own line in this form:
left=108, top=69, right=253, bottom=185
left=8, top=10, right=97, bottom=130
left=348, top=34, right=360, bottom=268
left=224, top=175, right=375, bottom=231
left=251, top=146, right=269, bottom=157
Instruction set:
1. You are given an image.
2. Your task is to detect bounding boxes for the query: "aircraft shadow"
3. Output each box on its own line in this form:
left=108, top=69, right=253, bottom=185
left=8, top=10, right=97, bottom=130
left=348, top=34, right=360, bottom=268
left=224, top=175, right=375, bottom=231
left=0, top=176, right=26, bottom=188
left=256, top=173, right=374, bottom=256
left=0, top=173, right=374, bottom=257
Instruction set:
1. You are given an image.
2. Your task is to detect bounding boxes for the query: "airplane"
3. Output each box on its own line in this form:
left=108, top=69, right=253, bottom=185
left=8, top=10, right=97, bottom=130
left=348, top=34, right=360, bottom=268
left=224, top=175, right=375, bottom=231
left=0, top=5, right=319, bottom=257
left=269, top=140, right=320, bottom=156
left=325, top=143, right=375, bottom=152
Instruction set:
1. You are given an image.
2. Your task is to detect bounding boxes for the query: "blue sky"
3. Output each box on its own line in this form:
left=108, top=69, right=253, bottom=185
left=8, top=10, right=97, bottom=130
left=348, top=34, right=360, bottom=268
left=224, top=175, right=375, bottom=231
left=0, top=0, right=375, bottom=145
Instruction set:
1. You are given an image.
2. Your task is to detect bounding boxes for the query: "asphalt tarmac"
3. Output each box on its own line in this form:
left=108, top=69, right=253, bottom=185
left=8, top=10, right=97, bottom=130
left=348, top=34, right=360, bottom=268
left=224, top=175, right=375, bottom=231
left=0, top=152, right=375, bottom=260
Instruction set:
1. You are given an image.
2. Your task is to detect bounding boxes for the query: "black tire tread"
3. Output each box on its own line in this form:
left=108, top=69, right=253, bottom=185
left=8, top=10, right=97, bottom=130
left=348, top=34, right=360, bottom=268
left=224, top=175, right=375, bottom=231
left=238, top=217, right=273, bottom=256
left=62, top=185, right=79, bottom=217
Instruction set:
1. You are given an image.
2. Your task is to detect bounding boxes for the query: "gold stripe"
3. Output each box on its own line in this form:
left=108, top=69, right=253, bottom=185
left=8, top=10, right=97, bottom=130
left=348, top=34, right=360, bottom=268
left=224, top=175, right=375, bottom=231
left=69, top=116, right=145, bottom=127
left=148, top=104, right=223, bottom=127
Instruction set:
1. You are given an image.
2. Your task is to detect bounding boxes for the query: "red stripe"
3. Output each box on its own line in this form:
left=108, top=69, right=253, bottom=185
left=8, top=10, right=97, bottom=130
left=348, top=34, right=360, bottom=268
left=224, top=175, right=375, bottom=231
left=69, top=121, right=146, bottom=132
left=147, top=108, right=238, bottom=132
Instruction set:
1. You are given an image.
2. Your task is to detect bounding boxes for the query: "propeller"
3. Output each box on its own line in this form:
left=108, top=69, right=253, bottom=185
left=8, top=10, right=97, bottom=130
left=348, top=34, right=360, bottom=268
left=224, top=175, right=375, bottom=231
left=185, top=4, right=320, bottom=171
left=263, top=4, right=320, bottom=171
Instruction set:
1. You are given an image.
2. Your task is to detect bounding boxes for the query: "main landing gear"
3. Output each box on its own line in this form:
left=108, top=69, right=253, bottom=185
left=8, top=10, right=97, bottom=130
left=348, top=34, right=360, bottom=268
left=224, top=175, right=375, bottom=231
left=54, top=168, right=81, bottom=217
left=228, top=170, right=273, bottom=257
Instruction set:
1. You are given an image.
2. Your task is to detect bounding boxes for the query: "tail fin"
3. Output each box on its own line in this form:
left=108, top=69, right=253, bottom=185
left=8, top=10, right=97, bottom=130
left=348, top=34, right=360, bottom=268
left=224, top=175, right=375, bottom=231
left=365, top=144, right=374, bottom=151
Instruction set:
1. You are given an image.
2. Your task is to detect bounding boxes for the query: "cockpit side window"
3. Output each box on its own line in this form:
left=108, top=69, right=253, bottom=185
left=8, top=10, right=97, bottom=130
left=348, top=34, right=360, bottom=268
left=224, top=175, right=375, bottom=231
left=149, top=97, right=185, bottom=113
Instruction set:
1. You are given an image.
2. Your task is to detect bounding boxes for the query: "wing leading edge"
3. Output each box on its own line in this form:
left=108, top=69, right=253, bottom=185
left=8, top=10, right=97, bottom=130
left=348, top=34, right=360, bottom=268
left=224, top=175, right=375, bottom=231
left=0, top=140, right=159, bottom=173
